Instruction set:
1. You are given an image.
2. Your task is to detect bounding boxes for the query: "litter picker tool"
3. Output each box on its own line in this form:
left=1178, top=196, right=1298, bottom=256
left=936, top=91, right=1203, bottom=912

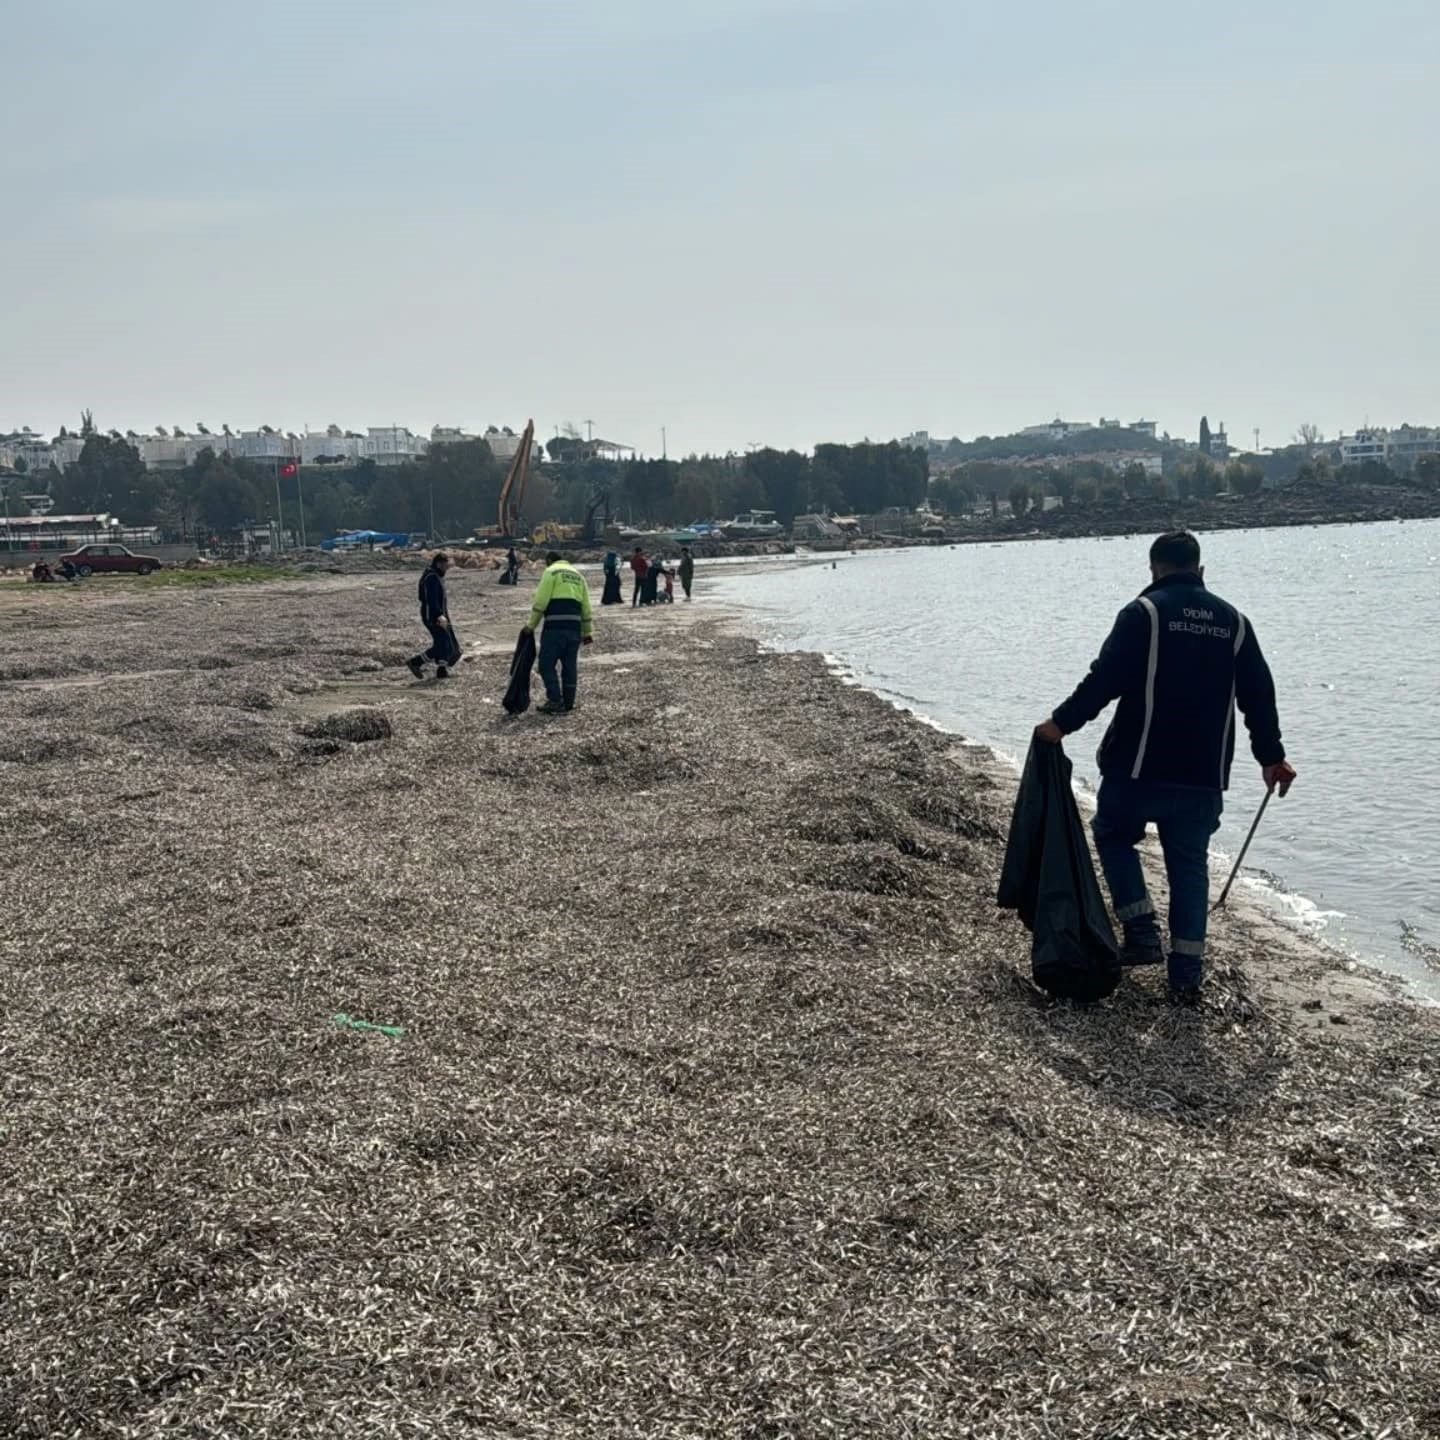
left=1213, top=790, right=1273, bottom=912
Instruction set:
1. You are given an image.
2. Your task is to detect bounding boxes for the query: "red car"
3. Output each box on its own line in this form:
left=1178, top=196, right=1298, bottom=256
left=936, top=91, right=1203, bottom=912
left=59, top=543, right=163, bottom=578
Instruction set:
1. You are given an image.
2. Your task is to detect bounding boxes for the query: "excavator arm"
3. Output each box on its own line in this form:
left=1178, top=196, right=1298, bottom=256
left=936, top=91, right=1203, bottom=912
left=497, top=419, right=536, bottom=537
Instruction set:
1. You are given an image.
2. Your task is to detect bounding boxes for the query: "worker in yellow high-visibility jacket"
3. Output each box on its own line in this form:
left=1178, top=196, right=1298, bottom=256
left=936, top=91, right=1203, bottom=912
left=525, top=551, right=595, bottom=713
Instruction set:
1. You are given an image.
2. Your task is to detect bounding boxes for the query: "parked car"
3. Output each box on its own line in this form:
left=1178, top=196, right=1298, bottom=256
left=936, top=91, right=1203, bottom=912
left=58, top=543, right=164, bottom=577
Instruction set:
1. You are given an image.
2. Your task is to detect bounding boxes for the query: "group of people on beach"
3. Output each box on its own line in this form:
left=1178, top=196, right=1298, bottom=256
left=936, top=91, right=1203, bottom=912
left=403, top=526, right=1296, bottom=1007
left=602, top=546, right=695, bottom=608
left=28, top=560, right=78, bottom=583
left=405, top=544, right=698, bottom=714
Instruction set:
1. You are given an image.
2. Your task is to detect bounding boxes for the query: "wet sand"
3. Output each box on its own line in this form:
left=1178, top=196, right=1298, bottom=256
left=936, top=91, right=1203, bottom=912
left=1, top=572, right=1437, bottom=1437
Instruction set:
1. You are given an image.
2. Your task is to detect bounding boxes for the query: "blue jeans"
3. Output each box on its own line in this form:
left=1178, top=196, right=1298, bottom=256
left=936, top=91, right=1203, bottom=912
left=538, top=628, right=582, bottom=708
left=1091, top=778, right=1223, bottom=988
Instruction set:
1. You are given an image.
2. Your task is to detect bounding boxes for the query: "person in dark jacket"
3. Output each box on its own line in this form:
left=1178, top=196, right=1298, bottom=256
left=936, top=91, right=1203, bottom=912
left=1035, top=531, right=1297, bottom=1003
left=630, top=548, right=649, bottom=607
left=678, top=547, right=695, bottom=600
left=601, top=550, right=624, bottom=605
left=407, top=552, right=458, bottom=680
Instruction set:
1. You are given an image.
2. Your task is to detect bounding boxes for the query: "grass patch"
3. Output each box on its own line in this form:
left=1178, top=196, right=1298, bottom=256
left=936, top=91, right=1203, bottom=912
left=134, top=565, right=305, bottom=588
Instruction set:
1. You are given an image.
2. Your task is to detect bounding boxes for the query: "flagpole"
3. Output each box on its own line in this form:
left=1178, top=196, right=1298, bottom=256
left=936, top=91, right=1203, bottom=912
left=275, top=465, right=285, bottom=555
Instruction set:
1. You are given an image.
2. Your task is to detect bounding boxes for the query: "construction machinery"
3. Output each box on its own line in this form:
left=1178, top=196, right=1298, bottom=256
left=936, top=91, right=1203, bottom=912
left=497, top=419, right=536, bottom=539
left=582, top=488, right=613, bottom=544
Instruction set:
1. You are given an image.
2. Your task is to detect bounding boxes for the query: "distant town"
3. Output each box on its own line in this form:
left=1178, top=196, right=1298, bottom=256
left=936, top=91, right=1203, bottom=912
left=1, top=411, right=1437, bottom=560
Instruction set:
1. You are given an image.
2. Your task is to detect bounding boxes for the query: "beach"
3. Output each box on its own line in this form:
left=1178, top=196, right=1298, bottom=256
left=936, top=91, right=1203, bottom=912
left=1, top=570, right=1437, bottom=1438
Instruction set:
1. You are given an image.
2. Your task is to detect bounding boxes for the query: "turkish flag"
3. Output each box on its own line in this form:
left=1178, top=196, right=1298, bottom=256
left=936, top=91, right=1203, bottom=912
left=280, top=461, right=298, bottom=478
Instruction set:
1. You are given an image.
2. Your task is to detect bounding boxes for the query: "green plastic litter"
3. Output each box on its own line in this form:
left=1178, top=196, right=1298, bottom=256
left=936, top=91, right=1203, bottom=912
left=333, top=1013, right=405, bottom=1039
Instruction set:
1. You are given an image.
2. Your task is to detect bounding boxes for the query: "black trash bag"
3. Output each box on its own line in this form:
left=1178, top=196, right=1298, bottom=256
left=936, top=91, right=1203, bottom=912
left=425, top=623, right=462, bottom=668
left=503, top=628, right=537, bottom=715
left=997, top=740, right=1121, bottom=1002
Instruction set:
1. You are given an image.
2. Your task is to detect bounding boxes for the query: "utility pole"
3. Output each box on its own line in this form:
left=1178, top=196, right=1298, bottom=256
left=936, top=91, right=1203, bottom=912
left=661, top=426, right=667, bottom=460
left=274, top=468, right=285, bottom=554
left=585, top=419, right=595, bottom=444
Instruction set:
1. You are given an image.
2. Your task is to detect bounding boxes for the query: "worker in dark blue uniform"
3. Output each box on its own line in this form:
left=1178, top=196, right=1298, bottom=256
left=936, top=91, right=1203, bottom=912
left=525, top=551, right=594, bottom=713
left=407, top=551, right=458, bottom=680
left=1035, top=530, right=1297, bottom=1003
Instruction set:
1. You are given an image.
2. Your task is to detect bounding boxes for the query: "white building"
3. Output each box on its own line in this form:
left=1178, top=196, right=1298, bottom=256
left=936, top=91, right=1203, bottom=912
left=137, top=432, right=229, bottom=469
left=484, top=428, right=523, bottom=462
left=231, top=429, right=295, bottom=461
left=300, top=430, right=365, bottom=465
left=1339, top=426, right=1440, bottom=471
left=1022, top=418, right=1096, bottom=442
left=0, top=431, right=85, bottom=474
left=364, top=426, right=426, bottom=465
left=1129, top=419, right=1158, bottom=439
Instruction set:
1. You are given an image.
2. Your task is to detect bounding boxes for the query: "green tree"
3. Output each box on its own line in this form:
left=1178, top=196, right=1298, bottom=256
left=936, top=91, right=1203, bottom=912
left=929, top=472, right=975, bottom=514
left=1007, top=481, right=1032, bottom=517
left=422, top=438, right=501, bottom=536
left=59, top=434, right=163, bottom=521
left=183, top=449, right=261, bottom=535
left=744, top=448, right=811, bottom=524
left=1226, top=461, right=1265, bottom=497
left=1048, top=468, right=1076, bottom=507
left=1199, top=416, right=1212, bottom=456
left=1122, top=463, right=1150, bottom=499
left=1174, top=454, right=1221, bottom=499
left=620, top=459, right=679, bottom=524
left=1415, top=454, right=1440, bottom=489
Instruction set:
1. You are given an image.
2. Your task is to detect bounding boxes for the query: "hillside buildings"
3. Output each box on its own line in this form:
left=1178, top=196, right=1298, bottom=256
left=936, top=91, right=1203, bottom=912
left=0, top=422, right=508, bottom=476
left=1339, top=426, right=1440, bottom=471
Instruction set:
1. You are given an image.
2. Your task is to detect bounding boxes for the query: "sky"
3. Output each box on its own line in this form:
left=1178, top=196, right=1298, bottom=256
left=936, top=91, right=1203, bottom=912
left=3, top=0, right=1437, bottom=456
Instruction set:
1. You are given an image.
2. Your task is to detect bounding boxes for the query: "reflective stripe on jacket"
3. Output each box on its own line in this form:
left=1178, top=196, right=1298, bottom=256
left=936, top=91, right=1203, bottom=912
left=1051, top=572, right=1284, bottom=790
left=527, top=560, right=594, bottom=639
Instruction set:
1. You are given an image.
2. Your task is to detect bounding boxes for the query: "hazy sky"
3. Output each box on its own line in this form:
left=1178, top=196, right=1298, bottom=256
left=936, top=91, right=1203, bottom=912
left=4, top=0, right=1436, bottom=455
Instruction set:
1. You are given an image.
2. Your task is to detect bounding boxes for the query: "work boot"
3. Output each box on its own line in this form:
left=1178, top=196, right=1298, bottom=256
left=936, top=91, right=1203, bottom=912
left=406, top=657, right=425, bottom=680
left=537, top=700, right=565, bottom=715
left=435, top=666, right=450, bottom=680
left=1120, top=939, right=1165, bottom=968
left=1169, top=983, right=1204, bottom=1009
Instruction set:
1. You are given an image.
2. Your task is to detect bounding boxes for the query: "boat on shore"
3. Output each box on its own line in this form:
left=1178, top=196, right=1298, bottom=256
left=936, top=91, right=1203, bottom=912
left=722, top=510, right=784, bottom=540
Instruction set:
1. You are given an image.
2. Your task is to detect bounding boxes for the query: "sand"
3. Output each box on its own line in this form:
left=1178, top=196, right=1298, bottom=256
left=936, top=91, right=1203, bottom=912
left=1, top=571, right=1437, bottom=1439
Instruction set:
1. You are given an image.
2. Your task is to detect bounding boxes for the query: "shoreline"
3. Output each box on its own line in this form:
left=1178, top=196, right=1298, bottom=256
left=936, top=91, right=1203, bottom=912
left=742, top=620, right=1424, bottom=1029
left=2, top=573, right=1438, bottom=1435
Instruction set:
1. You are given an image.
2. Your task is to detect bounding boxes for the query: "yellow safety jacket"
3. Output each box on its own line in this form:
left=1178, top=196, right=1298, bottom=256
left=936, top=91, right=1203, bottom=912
left=527, top=560, right=594, bottom=639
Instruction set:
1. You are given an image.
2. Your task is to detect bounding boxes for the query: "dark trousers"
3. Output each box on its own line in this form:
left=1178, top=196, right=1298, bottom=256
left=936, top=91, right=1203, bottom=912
left=539, top=628, right=582, bottom=708
left=420, top=623, right=457, bottom=667
left=632, top=576, right=643, bottom=606
left=1092, top=778, right=1223, bottom=988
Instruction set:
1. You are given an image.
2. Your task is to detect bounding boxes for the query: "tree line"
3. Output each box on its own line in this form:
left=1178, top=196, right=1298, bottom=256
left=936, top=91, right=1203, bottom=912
left=6, top=434, right=929, bottom=541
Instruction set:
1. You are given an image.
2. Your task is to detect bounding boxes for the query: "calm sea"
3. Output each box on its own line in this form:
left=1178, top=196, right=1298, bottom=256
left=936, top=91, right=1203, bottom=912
left=713, top=520, right=1440, bottom=1001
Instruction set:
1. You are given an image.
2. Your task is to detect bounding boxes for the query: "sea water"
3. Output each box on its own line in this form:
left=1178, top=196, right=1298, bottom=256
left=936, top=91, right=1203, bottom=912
left=715, top=520, right=1440, bottom=1000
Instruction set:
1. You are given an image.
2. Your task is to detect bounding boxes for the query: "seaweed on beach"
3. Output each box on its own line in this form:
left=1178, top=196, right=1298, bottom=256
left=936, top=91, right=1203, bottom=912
left=0, top=573, right=1438, bottom=1439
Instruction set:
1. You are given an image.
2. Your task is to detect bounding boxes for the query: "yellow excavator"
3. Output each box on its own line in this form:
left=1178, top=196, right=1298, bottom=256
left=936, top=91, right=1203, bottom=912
left=496, top=419, right=536, bottom=540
